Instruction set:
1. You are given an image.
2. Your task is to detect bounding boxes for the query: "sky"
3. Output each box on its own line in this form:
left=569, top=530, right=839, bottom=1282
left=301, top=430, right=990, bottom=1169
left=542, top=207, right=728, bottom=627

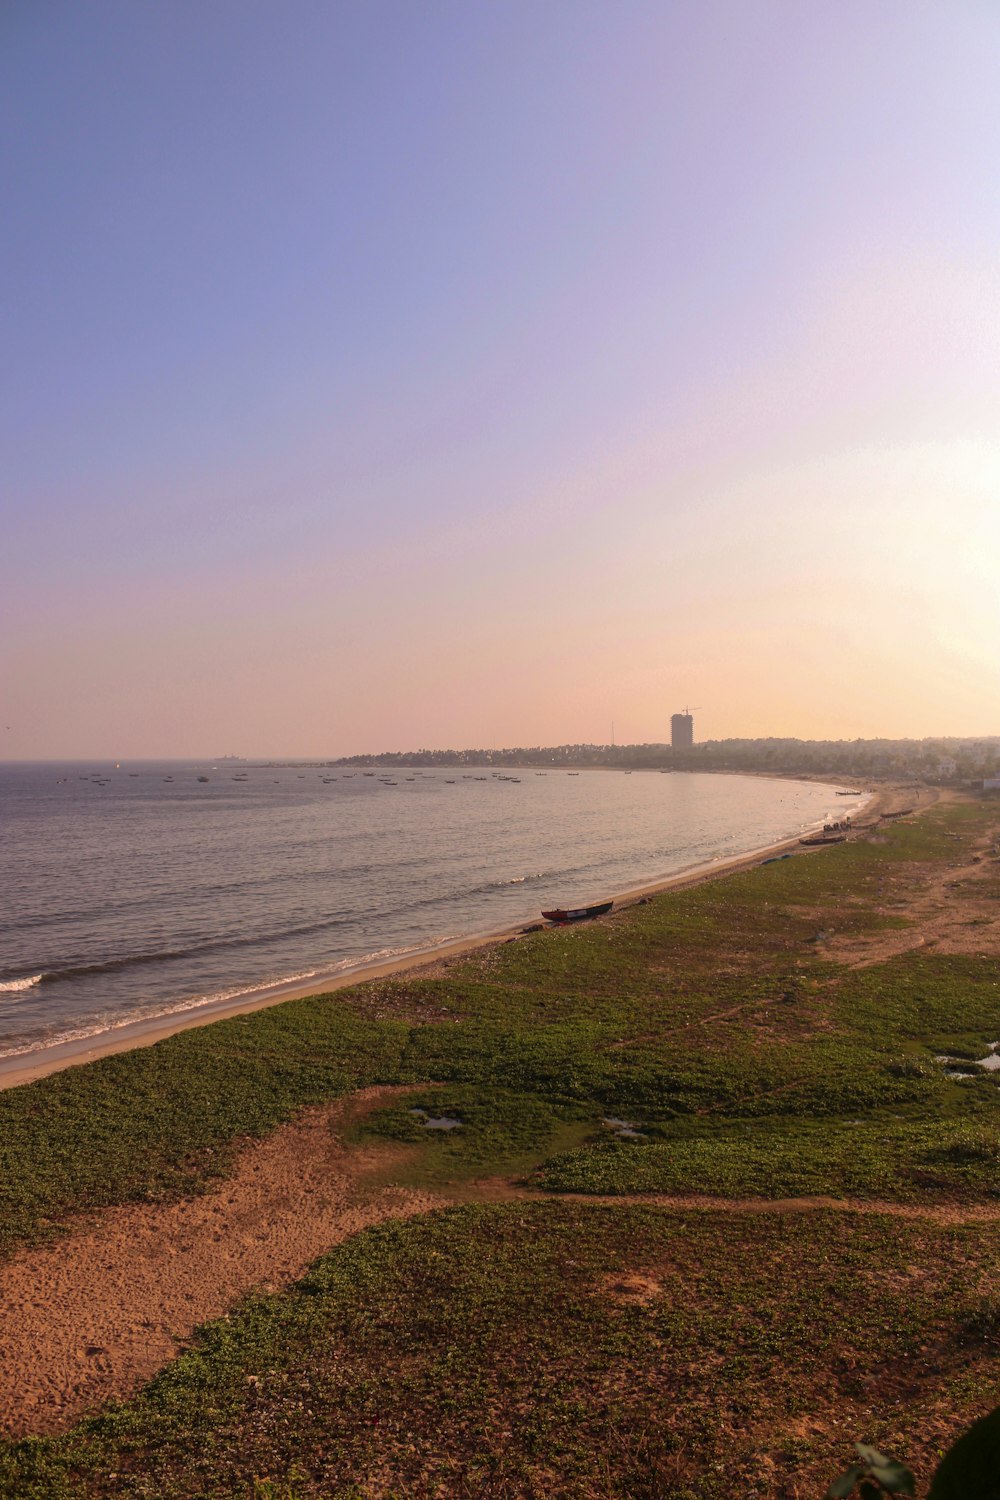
left=2, top=0, right=999, bottom=758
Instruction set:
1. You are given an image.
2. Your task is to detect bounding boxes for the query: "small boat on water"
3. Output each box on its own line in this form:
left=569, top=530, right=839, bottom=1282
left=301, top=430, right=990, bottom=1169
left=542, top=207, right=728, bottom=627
left=542, top=899, right=613, bottom=924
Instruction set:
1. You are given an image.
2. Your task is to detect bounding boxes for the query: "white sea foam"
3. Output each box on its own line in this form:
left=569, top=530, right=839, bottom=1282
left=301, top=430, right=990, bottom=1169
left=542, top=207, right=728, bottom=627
left=166, top=941, right=453, bottom=1010
left=0, top=974, right=42, bottom=994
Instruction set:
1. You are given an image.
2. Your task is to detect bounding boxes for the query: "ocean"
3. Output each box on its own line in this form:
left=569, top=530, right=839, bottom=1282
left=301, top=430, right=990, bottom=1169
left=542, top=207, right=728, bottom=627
left=0, top=762, right=862, bottom=1062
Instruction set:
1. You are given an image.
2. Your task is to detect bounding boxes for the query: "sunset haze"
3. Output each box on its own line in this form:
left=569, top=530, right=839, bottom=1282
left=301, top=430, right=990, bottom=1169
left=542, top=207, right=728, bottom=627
left=3, top=1, right=998, bottom=757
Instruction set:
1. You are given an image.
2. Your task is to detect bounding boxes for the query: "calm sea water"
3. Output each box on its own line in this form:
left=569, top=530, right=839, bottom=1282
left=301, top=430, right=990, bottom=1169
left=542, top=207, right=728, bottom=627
left=0, top=762, right=862, bottom=1060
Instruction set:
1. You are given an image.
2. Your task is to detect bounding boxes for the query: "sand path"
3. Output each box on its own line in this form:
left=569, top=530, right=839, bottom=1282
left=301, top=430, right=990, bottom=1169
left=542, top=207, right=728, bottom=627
left=822, top=810, right=1000, bottom=968
left=0, top=1087, right=445, bottom=1439
left=462, top=1180, right=1000, bottom=1225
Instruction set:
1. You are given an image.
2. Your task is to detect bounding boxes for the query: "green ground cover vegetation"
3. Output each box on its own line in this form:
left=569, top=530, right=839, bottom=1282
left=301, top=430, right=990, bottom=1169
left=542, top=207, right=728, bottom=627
left=5, top=1204, right=1000, bottom=1497
left=2, top=796, right=1000, bottom=1494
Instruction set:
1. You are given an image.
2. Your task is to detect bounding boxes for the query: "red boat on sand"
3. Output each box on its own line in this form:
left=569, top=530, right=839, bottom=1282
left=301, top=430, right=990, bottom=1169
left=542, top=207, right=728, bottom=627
left=542, top=900, right=613, bottom=924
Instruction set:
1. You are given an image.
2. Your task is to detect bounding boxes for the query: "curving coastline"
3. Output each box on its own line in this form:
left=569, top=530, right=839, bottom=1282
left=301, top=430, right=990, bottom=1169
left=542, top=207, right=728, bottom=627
left=0, top=779, right=915, bottom=1093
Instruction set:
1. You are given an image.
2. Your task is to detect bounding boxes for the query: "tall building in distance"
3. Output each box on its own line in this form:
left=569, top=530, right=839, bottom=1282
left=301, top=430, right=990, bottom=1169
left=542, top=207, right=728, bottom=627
left=671, top=710, right=694, bottom=751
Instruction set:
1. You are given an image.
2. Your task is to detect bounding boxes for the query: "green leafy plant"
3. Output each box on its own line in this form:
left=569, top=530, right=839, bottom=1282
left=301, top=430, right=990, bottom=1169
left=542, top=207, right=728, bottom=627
left=827, top=1444, right=915, bottom=1497
left=251, top=1467, right=308, bottom=1499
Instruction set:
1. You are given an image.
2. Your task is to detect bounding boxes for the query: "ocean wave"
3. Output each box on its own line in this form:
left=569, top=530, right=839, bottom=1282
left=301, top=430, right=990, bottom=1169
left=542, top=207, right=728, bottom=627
left=34, top=913, right=362, bottom=985
left=0, top=942, right=459, bottom=1060
left=32, top=875, right=561, bottom=988
left=0, top=974, right=42, bottom=994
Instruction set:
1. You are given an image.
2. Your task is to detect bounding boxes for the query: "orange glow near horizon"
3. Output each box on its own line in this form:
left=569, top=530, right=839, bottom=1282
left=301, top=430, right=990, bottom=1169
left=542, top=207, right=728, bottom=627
left=3, top=9, right=999, bottom=757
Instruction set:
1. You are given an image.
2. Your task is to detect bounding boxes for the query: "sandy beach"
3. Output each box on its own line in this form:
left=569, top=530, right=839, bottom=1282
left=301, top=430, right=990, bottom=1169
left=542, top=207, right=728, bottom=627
left=0, top=779, right=907, bottom=1094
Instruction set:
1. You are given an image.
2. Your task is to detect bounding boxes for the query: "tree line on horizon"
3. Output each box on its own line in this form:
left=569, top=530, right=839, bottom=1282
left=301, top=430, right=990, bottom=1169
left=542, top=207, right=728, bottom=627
left=332, top=735, right=1000, bottom=781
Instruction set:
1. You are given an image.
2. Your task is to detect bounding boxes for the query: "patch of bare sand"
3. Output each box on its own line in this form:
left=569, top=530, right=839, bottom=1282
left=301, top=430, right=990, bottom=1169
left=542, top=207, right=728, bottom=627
left=822, top=821, right=1000, bottom=969
left=0, top=1087, right=445, bottom=1439
left=597, top=1271, right=666, bottom=1306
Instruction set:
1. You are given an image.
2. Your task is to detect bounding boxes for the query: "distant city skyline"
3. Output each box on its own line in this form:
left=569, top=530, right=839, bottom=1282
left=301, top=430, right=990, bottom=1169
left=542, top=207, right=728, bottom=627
left=8, top=728, right=1000, bottom=768
left=3, top=2, right=999, bottom=759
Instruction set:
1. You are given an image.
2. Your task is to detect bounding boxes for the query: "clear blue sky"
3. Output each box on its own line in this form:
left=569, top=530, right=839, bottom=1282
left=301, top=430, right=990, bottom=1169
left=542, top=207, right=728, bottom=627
left=3, top=2, right=999, bottom=756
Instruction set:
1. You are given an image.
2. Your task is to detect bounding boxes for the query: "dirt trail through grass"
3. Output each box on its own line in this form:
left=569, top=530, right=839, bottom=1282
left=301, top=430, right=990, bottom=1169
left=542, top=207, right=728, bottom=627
left=0, top=1087, right=445, bottom=1440
left=823, top=796, right=1000, bottom=968
left=475, top=1181, right=1000, bottom=1224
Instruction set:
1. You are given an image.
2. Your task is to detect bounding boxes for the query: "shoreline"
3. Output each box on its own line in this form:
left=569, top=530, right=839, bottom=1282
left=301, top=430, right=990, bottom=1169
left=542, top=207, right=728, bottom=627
left=0, top=779, right=910, bottom=1094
